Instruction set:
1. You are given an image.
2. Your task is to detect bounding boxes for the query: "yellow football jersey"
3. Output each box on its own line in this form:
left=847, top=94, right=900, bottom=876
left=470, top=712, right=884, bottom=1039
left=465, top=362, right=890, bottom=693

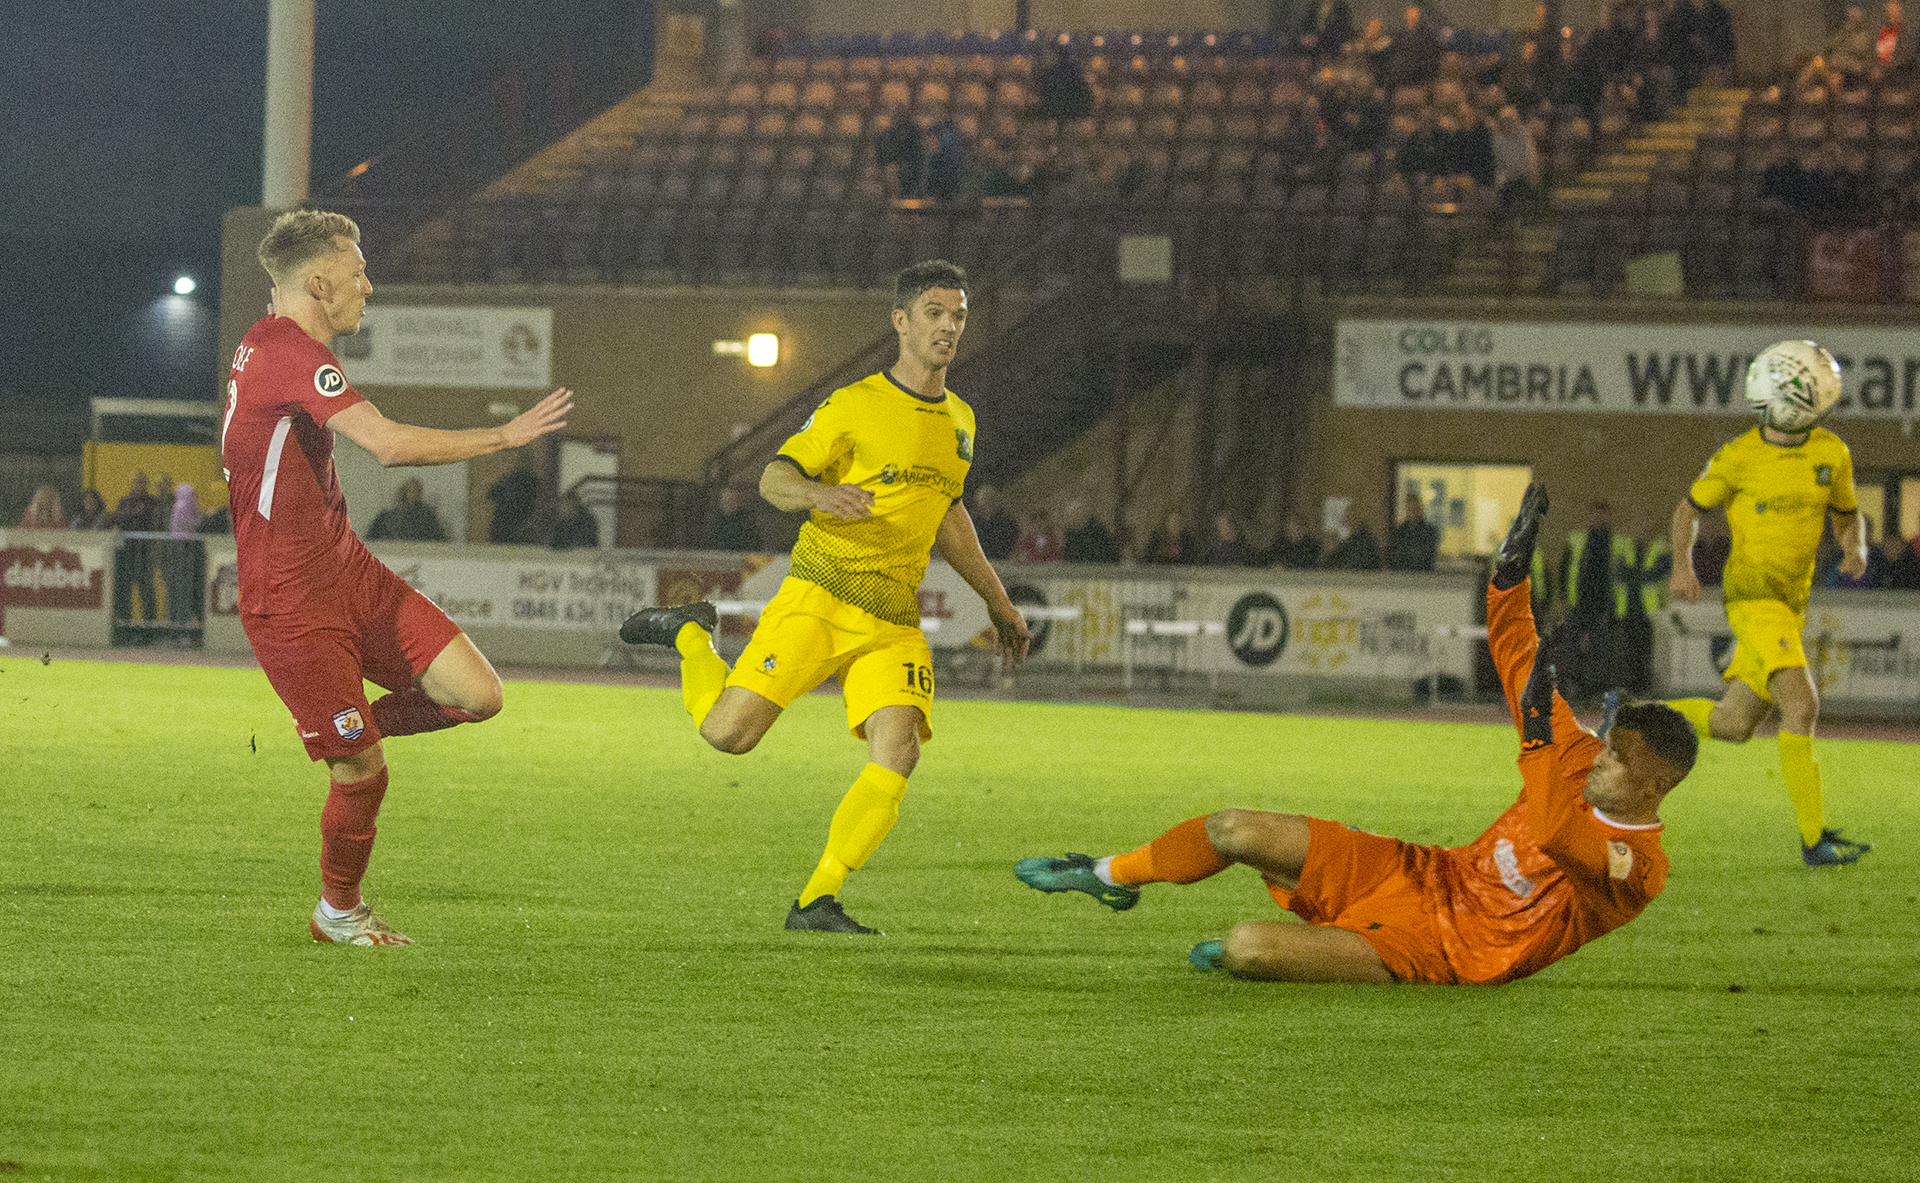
left=776, top=371, right=975, bottom=626
left=1689, top=426, right=1857, bottom=612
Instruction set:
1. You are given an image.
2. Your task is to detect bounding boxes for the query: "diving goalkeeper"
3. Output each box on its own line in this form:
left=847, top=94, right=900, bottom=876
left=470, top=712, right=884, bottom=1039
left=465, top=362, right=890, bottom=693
left=1016, top=485, right=1699, bottom=984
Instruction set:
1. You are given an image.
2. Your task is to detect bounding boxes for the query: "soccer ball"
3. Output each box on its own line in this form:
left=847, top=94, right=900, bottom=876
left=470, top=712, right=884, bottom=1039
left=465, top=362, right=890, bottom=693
left=1745, top=340, right=1842, bottom=433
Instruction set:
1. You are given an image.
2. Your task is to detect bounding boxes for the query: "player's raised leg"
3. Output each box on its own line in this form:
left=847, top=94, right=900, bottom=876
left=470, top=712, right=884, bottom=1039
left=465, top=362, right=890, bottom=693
left=311, top=743, right=413, bottom=946
left=621, top=598, right=796, bottom=754
left=786, top=704, right=920, bottom=935
left=367, top=632, right=504, bottom=737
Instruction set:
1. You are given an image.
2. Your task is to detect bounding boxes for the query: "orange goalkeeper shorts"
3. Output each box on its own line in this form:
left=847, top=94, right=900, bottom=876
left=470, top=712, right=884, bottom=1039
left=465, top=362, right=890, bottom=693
left=1263, top=816, right=1459, bottom=985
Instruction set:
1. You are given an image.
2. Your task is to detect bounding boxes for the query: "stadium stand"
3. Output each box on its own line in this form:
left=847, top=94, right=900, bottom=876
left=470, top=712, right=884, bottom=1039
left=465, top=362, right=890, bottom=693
left=340, top=23, right=1650, bottom=300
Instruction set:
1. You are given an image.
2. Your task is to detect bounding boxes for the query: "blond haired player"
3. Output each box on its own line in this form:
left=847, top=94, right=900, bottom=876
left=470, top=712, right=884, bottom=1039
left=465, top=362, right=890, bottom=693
left=227, top=209, right=571, bottom=945
left=1666, top=340, right=1871, bottom=866
left=620, top=261, right=1031, bottom=933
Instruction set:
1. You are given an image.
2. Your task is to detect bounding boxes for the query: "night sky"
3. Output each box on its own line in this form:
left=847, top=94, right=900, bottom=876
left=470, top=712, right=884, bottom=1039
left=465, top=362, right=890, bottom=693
left=1, top=0, right=652, bottom=418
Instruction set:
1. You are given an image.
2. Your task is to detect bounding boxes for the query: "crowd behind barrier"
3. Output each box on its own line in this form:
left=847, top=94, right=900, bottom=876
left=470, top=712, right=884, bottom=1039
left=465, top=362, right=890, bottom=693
left=6, top=529, right=1920, bottom=718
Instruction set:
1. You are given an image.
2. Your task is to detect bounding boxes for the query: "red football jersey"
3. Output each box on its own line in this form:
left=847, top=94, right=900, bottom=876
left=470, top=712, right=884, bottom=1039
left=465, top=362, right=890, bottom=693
left=221, top=315, right=374, bottom=615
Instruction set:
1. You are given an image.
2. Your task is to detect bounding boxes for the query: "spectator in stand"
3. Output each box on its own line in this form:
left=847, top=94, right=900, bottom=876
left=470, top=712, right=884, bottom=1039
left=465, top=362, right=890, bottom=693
left=1661, top=0, right=1704, bottom=96
left=1697, top=0, right=1737, bottom=83
left=1205, top=511, right=1249, bottom=567
left=1323, top=519, right=1381, bottom=569
left=1142, top=511, right=1195, bottom=565
left=1396, top=106, right=1445, bottom=179
left=1326, top=78, right=1390, bottom=152
left=970, top=484, right=1019, bottom=560
left=1032, top=45, right=1094, bottom=127
left=71, top=488, right=108, bottom=530
left=1299, top=0, right=1356, bottom=57
left=169, top=481, right=201, bottom=537
left=164, top=482, right=204, bottom=636
left=18, top=484, right=66, bottom=528
left=110, top=472, right=160, bottom=625
left=1879, top=2, right=1917, bottom=78
left=1062, top=498, right=1120, bottom=563
left=1447, top=105, right=1497, bottom=188
left=1012, top=509, right=1065, bottom=563
left=875, top=111, right=928, bottom=199
left=1491, top=104, right=1542, bottom=208
left=366, top=478, right=449, bottom=542
left=1886, top=529, right=1920, bottom=588
left=1830, top=7, right=1876, bottom=84
left=1502, top=36, right=1548, bottom=110
left=926, top=116, right=965, bottom=203
left=1804, top=140, right=1867, bottom=226
left=1387, top=492, right=1440, bottom=571
left=488, top=463, right=540, bottom=543
left=548, top=491, right=599, bottom=550
left=1349, top=17, right=1395, bottom=79
left=707, top=485, right=762, bottom=552
left=1383, top=6, right=1443, bottom=89
left=1268, top=514, right=1322, bottom=569
left=198, top=503, right=232, bottom=535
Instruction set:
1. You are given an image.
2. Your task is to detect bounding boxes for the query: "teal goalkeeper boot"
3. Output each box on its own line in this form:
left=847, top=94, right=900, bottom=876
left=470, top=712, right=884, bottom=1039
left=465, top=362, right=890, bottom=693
left=1014, top=853, right=1140, bottom=911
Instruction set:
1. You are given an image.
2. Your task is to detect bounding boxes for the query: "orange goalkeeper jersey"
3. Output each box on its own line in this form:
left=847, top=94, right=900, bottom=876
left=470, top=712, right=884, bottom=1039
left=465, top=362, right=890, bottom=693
left=1421, top=581, right=1669, bottom=983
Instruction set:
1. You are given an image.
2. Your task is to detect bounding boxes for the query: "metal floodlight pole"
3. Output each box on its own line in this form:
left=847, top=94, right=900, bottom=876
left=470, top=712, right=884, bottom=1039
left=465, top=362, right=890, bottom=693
left=263, top=0, right=316, bottom=208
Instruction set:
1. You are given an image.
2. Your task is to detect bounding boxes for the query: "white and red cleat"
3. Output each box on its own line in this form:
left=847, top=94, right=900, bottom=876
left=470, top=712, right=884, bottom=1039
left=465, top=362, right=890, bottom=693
left=309, top=900, right=414, bottom=946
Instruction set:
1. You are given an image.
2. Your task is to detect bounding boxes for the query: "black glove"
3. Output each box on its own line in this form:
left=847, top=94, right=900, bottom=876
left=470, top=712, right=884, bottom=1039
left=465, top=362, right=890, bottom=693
left=1492, top=482, right=1549, bottom=591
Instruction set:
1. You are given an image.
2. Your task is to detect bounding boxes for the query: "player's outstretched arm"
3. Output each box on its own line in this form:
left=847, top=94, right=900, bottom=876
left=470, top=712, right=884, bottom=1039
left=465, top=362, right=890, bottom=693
left=1669, top=498, right=1703, bottom=603
left=331, top=388, right=573, bottom=467
left=758, top=458, right=874, bottom=519
left=935, top=501, right=1031, bottom=667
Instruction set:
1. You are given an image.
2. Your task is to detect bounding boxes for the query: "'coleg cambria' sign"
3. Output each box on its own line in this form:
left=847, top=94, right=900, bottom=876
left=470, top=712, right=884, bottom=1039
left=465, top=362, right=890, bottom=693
left=1336, top=319, right=1920, bottom=416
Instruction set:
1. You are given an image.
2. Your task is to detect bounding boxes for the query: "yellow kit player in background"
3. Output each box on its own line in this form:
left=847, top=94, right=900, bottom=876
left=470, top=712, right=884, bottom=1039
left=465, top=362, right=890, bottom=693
left=620, top=260, right=1032, bottom=932
left=1666, top=340, right=1871, bottom=866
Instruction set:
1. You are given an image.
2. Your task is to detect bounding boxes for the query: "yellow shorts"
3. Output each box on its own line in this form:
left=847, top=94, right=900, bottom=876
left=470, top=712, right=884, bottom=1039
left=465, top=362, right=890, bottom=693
left=1723, top=599, right=1807, bottom=700
left=728, top=577, right=935, bottom=740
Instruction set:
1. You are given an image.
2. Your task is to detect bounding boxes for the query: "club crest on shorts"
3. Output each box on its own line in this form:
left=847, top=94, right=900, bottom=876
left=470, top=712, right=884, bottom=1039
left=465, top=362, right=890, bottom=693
left=762, top=654, right=778, bottom=673
left=332, top=707, right=365, bottom=741
left=314, top=364, right=347, bottom=397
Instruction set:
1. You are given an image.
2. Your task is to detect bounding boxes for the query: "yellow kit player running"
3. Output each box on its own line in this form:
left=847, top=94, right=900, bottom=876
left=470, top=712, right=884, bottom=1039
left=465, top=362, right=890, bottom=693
left=1666, top=340, right=1871, bottom=866
left=620, top=260, right=1032, bottom=932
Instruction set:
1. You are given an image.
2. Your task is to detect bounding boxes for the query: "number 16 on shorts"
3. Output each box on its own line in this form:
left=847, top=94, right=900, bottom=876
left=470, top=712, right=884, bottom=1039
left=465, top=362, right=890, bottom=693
left=902, top=662, right=933, bottom=696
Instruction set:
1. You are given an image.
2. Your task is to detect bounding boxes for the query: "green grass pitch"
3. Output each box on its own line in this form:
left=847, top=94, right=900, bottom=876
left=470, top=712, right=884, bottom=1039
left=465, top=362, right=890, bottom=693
left=2, top=657, right=1914, bottom=1181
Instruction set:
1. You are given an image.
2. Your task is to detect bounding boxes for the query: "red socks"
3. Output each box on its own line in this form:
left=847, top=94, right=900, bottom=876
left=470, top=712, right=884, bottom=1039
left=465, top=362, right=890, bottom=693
left=320, top=767, right=389, bottom=910
left=1108, top=816, right=1231, bottom=886
left=370, top=687, right=484, bottom=738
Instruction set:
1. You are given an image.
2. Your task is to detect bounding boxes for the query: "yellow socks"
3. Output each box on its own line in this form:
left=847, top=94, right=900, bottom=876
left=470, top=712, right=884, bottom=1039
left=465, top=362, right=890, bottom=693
left=675, top=621, right=730, bottom=726
left=797, top=763, right=908, bottom=906
left=1778, top=732, right=1826, bottom=845
left=1666, top=698, right=1716, bottom=739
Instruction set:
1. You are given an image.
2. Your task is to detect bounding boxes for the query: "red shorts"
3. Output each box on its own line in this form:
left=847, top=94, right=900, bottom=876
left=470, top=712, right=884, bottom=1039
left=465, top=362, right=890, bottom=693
left=243, top=561, right=461, bottom=761
left=1265, top=817, right=1458, bottom=985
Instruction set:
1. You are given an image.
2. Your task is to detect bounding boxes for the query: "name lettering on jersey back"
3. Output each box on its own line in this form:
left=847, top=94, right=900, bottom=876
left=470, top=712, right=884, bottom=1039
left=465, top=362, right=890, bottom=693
left=1493, top=838, right=1537, bottom=898
left=232, top=344, right=255, bottom=372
